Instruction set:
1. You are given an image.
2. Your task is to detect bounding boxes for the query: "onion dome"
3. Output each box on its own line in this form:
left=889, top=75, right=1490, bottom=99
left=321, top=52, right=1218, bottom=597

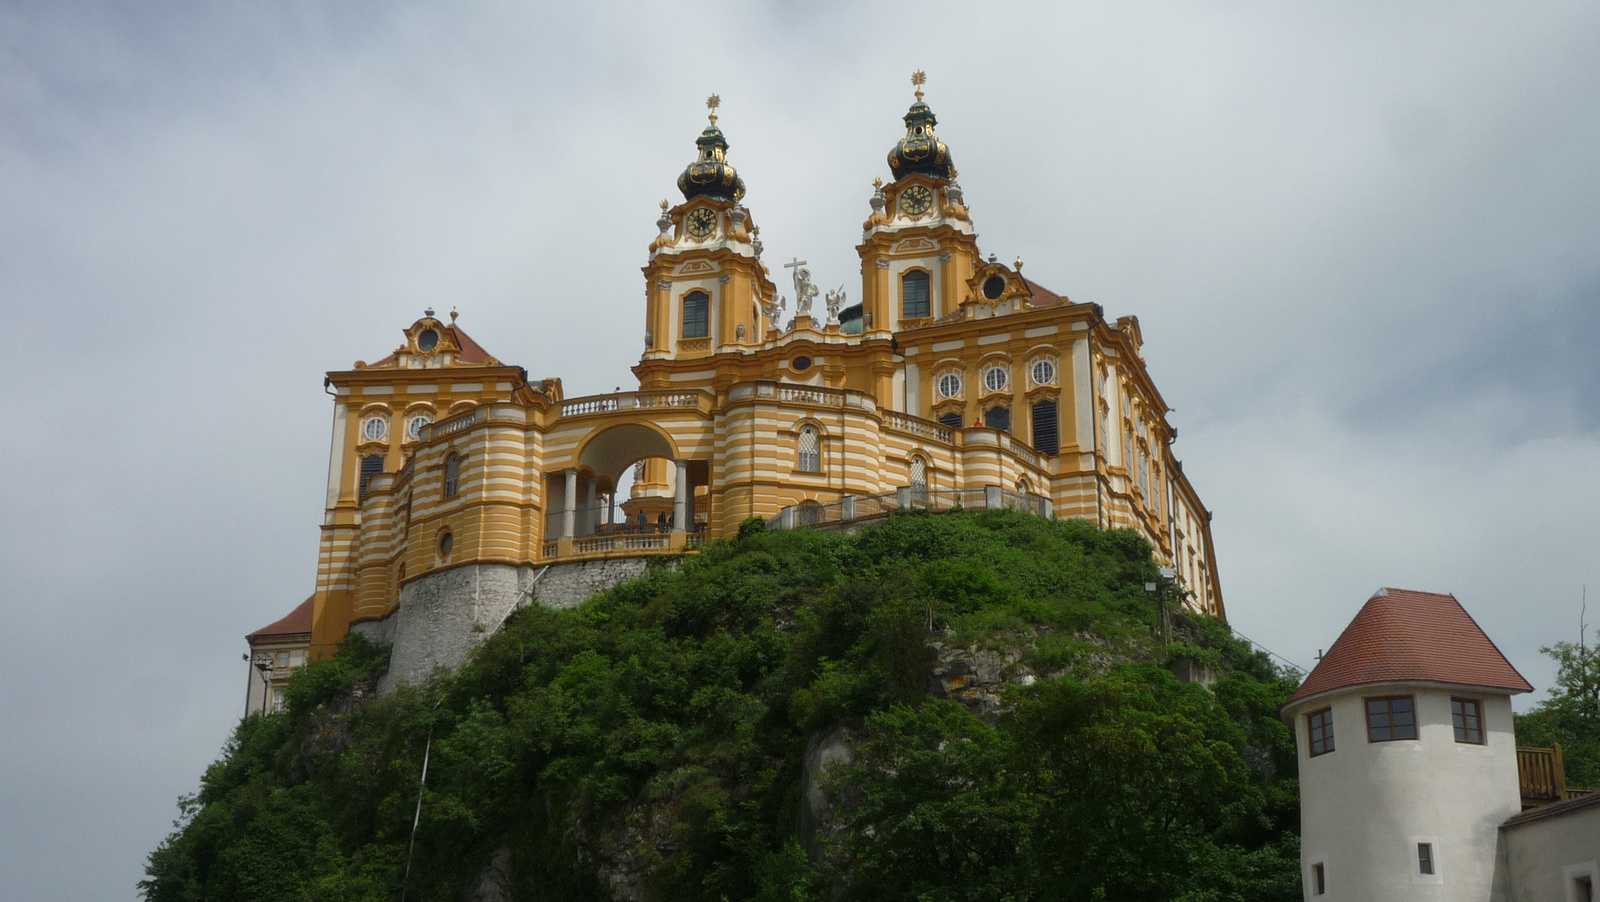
left=677, top=95, right=746, bottom=203
left=887, top=72, right=954, bottom=181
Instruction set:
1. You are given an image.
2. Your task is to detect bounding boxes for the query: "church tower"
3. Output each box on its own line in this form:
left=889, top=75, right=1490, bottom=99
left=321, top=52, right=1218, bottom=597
left=857, top=73, right=981, bottom=336
left=638, top=97, right=778, bottom=378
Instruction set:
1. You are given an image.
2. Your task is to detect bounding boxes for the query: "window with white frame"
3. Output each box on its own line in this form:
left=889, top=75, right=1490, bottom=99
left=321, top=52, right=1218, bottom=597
left=982, top=364, right=1009, bottom=393
left=797, top=425, right=821, bottom=472
left=937, top=371, right=962, bottom=399
left=362, top=415, right=389, bottom=442
left=1030, top=358, right=1056, bottom=386
left=407, top=413, right=433, bottom=440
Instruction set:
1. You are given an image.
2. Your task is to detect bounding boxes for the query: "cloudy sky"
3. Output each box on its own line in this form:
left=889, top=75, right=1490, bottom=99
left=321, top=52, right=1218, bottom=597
left=3, top=3, right=1599, bottom=897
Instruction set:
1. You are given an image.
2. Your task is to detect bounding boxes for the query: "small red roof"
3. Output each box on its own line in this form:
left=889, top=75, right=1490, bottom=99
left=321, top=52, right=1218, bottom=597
left=1023, top=277, right=1068, bottom=308
left=1286, top=588, right=1532, bottom=706
left=248, top=596, right=314, bottom=640
left=447, top=324, right=492, bottom=364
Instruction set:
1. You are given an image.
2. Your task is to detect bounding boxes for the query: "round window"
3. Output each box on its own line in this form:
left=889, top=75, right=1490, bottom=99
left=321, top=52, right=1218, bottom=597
left=438, top=530, right=453, bottom=556
left=983, top=275, right=1007, bottom=300
left=1031, top=359, right=1056, bottom=385
left=407, top=414, right=433, bottom=440
left=362, top=416, right=389, bottom=442
left=418, top=329, right=440, bottom=352
left=792, top=356, right=812, bottom=372
left=983, top=366, right=1008, bottom=393
left=937, top=372, right=962, bottom=399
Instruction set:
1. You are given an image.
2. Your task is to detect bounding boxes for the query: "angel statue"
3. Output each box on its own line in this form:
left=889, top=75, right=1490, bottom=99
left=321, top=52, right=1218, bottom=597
left=824, top=286, right=847, bottom=325
left=759, top=293, right=786, bottom=325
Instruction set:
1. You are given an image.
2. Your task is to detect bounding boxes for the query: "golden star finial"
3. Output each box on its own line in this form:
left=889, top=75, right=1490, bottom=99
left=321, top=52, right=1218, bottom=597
left=660, top=199, right=669, bottom=211
left=706, top=93, right=721, bottom=124
left=911, top=70, right=926, bottom=101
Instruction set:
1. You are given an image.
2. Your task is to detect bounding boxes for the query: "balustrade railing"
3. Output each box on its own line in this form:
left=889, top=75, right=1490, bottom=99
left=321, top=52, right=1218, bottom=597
left=766, top=486, right=1051, bottom=532
left=559, top=390, right=707, bottom=418
left=777, top=384, right=846, bottom=407
left=418, top=407, right=480, bottom=441
left=885, top=411, right=956, bottom=444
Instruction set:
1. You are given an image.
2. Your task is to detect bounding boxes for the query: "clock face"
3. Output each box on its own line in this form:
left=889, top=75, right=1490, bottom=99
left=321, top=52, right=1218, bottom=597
left=901, top=185, right=934, bottom=216
left=686, top=208, right=717, bottom=238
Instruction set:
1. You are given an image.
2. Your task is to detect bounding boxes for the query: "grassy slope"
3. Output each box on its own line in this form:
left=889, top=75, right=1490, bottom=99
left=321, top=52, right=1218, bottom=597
left=144, top=511, right=1302, bottom=902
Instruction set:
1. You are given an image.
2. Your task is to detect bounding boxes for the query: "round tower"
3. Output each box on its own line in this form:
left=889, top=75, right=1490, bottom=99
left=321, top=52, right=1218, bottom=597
left=1282, top=588, right=1532, bottom=901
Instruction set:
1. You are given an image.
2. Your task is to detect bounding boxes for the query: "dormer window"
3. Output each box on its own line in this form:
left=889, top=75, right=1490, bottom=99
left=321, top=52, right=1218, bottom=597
left=418, top=328, right=440, bottom=352
left=683, top=291, right=710, bottom=339
left=983, top=275, right=1006, bottom=300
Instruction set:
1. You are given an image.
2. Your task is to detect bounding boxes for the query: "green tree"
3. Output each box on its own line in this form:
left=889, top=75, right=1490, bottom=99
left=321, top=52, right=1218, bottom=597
left=1515, top=616, right=1600, bottom=787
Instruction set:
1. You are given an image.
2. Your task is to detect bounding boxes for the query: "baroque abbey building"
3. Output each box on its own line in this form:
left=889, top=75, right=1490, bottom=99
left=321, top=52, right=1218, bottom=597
left=246, top=81, right=1223, bottom=707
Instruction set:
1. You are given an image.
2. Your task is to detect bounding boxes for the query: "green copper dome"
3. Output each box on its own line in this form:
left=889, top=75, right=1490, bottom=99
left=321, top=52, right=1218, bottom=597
left=887, top=87, right=954, bottom=182
left=677, top=107, right=746, bottom=204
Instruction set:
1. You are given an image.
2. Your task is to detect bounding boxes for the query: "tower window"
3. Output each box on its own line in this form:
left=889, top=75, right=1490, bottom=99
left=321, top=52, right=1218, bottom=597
left=1451, top=698, right=1484, bottom=744
left=902, top=270, right=930, bottom=319
left=797, top=425, right=821, bottom=473
left=682, top=291, right=710, bottom=339
left=1366, top=696, right=1417, bottom=742
left=1311, top=863, right=1326, bottom=895
left=985, top=405, right=1011, bottom=433
left=1416, top=843, right=1434, bottom=875
left=359, top=453, right=383, bottom=501
left=1031, top=399, right=1058, bottom=453
left=1307, top=707, right=1334, bottom=757
left=444, top=451, right=460, bottom=498
left=438, top=529, right=453, bottom=556
left=1575, top=875, right=1593, bottom=902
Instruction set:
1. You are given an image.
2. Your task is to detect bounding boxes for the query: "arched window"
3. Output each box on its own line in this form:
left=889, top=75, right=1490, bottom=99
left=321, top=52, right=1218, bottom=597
left=985, top=405, right=1011, bottom=433
left=797, top=424, right=821, bottom=473
left=901, top=270, right=930, bottom=319
left=359, top=453, right=383, bottom=501
left=682, top=291, right=710, bottom=339
left=909, top=456, right=928, bottom=504
left=1031, top=398, right=1059, bottom=453
left=443, top=451, right=460, bottom=498
left=797, top=501, right=823, bottom=527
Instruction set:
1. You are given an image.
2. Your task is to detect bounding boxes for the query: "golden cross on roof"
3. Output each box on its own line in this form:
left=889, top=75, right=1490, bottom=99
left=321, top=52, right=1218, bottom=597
left=911, top=70, right=926, bottom=101
left=706, top=93, right=721, bottom=124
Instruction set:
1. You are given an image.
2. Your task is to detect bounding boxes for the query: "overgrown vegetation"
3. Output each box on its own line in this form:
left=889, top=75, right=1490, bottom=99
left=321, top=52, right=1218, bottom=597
left=144, top=510, right=1303, bottom=901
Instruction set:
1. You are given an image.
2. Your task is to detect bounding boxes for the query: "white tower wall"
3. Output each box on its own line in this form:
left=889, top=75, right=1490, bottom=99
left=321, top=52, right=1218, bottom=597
left=1290, top=682, right=1521, bottom=901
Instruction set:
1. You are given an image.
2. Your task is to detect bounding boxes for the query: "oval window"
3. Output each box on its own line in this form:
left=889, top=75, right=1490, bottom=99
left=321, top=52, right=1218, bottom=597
left=1031, top=359, right=1056, bottom=385
left=983, top=275, right=1007, bottom=300
left=438, top=530, right=453, bottom=556
left=983, top=366, right=1008, bottom=393
left=362, top=416, right=389, bottom=442
left=407, top=414, right=433, bottom=440
left=792, top=356, right=812, bottom=372
left=937, top=372, right=962, bottom=399
left=418, top=329, right=440, bottom=352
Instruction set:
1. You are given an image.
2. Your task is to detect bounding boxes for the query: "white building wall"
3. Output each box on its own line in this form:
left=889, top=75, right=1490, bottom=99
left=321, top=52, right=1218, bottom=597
left=1495, top=798, right=1600, bottom=902
left=1290, top=684, right=1521, bottom=902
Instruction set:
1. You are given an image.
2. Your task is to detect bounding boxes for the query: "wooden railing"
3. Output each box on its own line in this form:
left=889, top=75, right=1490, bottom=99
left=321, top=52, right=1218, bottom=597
left=1518, top=744, right=1593, bottom=808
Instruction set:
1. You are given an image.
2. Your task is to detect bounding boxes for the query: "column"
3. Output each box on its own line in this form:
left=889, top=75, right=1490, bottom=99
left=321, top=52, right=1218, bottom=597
left=583, top=479, right=596, bottom=536
left=562, top=468, right=577, bottom=538
left=673, top=460, right=688, bottom=531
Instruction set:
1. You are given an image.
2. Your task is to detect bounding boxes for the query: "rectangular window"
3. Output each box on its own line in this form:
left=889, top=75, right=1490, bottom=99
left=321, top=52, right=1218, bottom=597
left=1417, top=842, right=1434, bottom=875
left=1451, top=698, right=1484, bottom=744
left=1307, top=707, right=1335, bottom=757
left=1575, top=875, right=1593, bottom=902
left=275, top=651, right=290, bottom=669
left=1312, top=862, right=1326, bottom=895
left=682, top=291, right=710, bottom=339
left=1367, top=696, right=1417, bottom=742
left=902, top=270, right=930, bottom=319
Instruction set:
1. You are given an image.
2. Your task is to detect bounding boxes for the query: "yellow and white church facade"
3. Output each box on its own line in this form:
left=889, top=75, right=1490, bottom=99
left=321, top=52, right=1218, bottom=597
left=247, top=80, right=1225, bottom=689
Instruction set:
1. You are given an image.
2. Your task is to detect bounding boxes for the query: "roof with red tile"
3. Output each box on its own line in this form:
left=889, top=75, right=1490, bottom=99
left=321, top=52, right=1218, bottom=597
left=367, top=323, right=495, bottom=368
left=248, top=596, right=314, bottom=640
left=1285, top=587, right=1532, bottom=706
left=1022, top=277, right=1067, bottom=308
